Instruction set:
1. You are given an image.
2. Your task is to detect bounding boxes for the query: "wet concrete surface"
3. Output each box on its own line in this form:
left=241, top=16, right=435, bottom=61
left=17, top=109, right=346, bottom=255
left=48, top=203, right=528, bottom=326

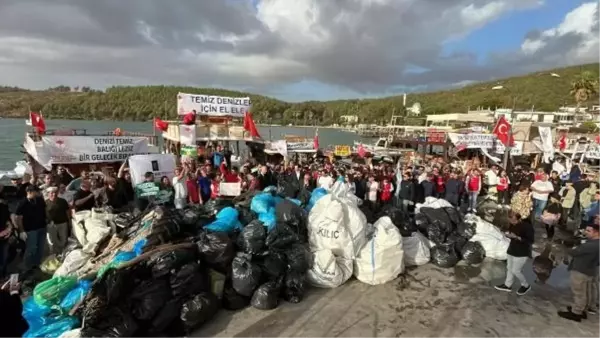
left=194, top=258, right=599, bottom=337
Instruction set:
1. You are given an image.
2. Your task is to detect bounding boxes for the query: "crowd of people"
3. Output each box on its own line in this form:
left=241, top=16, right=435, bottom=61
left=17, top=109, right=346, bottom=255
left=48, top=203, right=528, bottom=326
left=0, top=150, right=599, bottom=329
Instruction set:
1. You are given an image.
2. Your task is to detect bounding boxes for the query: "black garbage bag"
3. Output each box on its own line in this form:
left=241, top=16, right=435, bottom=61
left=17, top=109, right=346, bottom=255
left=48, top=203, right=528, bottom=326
left=149, top=248, right=198, bottom=278
left=204, top=199, right=234, bottom=216
left=237, top=220, right=266, bottom=254
left=457, top=221, right=476, bottom=239
left=285, top=243, right=310, bottom=272
left=359, top=204, right=376, bottom=224
left=443, top=207, right=463, bottom=228
left=130, top=278, right=172, bottom=321
left=89, top=265, right=144, bottom=307
left=426, top=221, right=447, bottom=245
left=196, top=231, right=235, bottom=274
left=532, top=243, right=554, bottom=284
left=265, top=222, right=300, bottom=250
left=447, top=232, right=468, bottom=257
left=461, top=241, right=485, bottom=265
left=250, top=281, right=281, bottom=310
left=297, top=189, right=311, bottom=206
left=231, top=252, right=262, bottom=297
left=222, top=283, right=251, bottom=310
left=275, top=200, right=307, bottom=239
left=180, top=292, right=220, bottom=332
left=238, top=207, right=257, bottom=225
left=421, top=207, right=454, bottom=233
left=148, top=298, right=184, bottom=335
left=256, top=251, right=286, bottom=280
left=170, top=262, right=210, bottom=299
left=81, top=306, right=139, bottom=337
left=277, top=179, right=299, bottom=199
left=282, top=270, right=305, bottom=303
left=430, top=243, right=459, bottom=268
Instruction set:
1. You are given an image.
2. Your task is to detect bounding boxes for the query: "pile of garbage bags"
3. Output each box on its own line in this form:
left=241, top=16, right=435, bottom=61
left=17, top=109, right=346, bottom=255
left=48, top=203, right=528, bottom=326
left=22, top=187, right=512, bottom=338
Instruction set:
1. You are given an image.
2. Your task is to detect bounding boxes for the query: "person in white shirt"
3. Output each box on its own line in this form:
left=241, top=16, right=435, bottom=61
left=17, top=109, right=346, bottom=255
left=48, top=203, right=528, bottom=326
left=317, top=171, right=333, bottom=191
left=484, top=166, right=499, bottom=201
left=366, top=175, right=380, bottom=210
left=530, top=173, right=554, bottom=220
left=172, top=167, right=188, bottom=209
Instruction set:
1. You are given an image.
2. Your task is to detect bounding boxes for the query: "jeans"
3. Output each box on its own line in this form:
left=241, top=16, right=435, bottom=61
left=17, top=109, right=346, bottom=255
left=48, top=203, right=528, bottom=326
left=47, top=222, right=68, bottom=255
left=0, top=240, right=8, bottom=278
left=468, top=192, right=478, bottom=211
left=533, top=198, right=547, bottom=219
left=22, top=228, right=46, bottom=273
left=505, top=255, right=529, bottom=288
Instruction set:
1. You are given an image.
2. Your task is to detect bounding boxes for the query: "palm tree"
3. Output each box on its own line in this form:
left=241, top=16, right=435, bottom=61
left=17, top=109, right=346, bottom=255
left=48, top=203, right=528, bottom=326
left=569, top=71, right=598, bottom=109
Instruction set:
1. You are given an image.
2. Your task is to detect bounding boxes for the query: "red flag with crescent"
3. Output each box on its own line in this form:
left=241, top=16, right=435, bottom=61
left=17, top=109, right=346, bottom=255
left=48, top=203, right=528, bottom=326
left=153, top=117, right=169, bottom=132
left=492, top=115, right=514, bottom=146
left=357, top=143, right=366, bottom=158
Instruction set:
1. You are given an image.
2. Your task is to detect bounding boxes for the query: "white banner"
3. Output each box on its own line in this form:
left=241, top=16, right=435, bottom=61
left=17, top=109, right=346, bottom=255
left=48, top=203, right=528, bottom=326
left=586, top=144, right=600, bottom=160
left=272, top=140, right=288, bottom=157
left=179, top=125, right=196, bottom=146
left=220, top=182, right=241, bottom=197
left=39, top=136, right=149, bottom=165
left=128, top=154, right=177, bottom=185
left=538, top=126, right=555, bottom=163
left=494, top=141, right=524, bottom=156
left=177, top=92, right=251, bottom=117
left=448, top=133, right=495, bottom=149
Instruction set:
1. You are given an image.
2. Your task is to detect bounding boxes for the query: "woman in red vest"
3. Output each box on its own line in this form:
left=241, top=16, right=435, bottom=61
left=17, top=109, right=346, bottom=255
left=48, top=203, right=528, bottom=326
left=497, top=170, right=511, bottom=207
left=465, top=168, right=481, bottom=213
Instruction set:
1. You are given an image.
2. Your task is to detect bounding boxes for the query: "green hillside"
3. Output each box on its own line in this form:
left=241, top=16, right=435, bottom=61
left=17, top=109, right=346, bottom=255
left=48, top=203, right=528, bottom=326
left=0, top=63, right=597, bottom=125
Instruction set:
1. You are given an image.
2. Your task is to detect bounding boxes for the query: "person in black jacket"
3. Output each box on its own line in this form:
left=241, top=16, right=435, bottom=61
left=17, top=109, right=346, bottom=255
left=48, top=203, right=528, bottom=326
left=398, top=172, right=415, bottom=213
left=0, top=282, right=28, bottom=337
left=354, top=172, right=367, bottom=200
left=420, top=173, right=435, bottom=200
left=495, top=211, right=534, bottom=296
left=444, top=171, right=464, bottom=207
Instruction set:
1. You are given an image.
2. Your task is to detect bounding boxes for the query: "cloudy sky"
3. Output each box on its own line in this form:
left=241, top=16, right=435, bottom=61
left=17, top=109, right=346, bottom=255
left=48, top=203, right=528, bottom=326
left=0, top=0, right=598, bottom=101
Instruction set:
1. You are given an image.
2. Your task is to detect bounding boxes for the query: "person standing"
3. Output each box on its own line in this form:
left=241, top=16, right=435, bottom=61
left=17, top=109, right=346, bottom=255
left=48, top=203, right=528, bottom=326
left=484, top=165, right=499, bottom=201
left=398, top=172, right=415, bottom=213
left=530, top=173, right=554, bottom=221
left=558, top=180, right=576, bottom=231
left=172, top=167, right=188, bottom=210
left=0, top=192, right=12, bottom=279
left=380, top=178, right=393, bottom=205
left=465, top=169, right=481, bottom=213
left=366, top=175, right=380, bottom=211
left=444, top=171, right=464, bottom=208
left=497, top=171, right=511, bottom=208
left=557, top=222, right=600, bottom=322
left=14, top=186, right=47, bottom=276
left=73, top=180, right=96, bottom=212
left=495, top=211, right=534, bottom=295
left=44, top=187, right=70, bottom=255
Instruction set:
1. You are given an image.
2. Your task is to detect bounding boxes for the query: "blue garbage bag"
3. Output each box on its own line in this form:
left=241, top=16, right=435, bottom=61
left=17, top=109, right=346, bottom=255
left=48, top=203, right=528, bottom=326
left=113, top=251, right=137, bottom=264
left=307, top=188, right=327, bottom=210
left=251, top=193, right=275, bottom=215
left=258, top=208, right=277, bottom=231
left=263, top=186, right=277, bottom=193
left=133, top=238, right=147, bottom=256
left=23, top=297, right=52, bottom=320
left=206, top=207, right=242, bottom=232
left=24, top=316, right=80, bottom=338
left=59, top=280, right=92, bottom=312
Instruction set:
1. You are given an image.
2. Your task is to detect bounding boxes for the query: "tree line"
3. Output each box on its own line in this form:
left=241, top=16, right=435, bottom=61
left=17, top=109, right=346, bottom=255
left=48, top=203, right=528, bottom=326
left=0, top=63, right=597, bottom=125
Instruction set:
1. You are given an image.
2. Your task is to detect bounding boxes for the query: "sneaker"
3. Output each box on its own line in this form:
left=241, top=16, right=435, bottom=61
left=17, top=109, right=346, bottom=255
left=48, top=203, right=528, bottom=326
left=558, top=310, right=582, bottom=322
left=494, top=284, right=511, bottom=292
left=567, top=306, right=588, bottom=319
left=517, top=285, right=531, bottom=296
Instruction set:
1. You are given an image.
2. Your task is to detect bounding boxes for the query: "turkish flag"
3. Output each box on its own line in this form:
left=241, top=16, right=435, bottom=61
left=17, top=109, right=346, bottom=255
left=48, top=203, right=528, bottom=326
left=558, top=131, right=567, bottom=151
left=313, top=129, right=319, bottom=150
left=30, top=112, right=46, bottom=134
left=492, top=115, right=514, bottom=146
left=595, top=134, right=600, bottom=144
left=183, top=112, right=195, bottom=125
left=243, top=112, right=261, bottom=138
left=357, top=144, right=366, bottom=158
left=154, top=117, right=169, bottom=132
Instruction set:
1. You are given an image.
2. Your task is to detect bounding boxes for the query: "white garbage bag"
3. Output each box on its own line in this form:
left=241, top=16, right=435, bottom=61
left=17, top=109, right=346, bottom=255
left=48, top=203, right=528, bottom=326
left=307, top=249, right=353, bottom=288
left=468, top=215, right=509, bottom=260
left=54, top=249, right=91, bottom=277
left=331, top=181, right=363, bottom=207
left=72, top=211, right=91, bottom=246
left=59, top=328, right=81, bottom=338
left=308, top=186, right=367, bottom=259
left=82, top=218, right=111, bottom=254
left=354, top=217, right=404, bottom=285
left=403, top=232, right=431, bottom=266
left=415, top=197, right=453, bottom=214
